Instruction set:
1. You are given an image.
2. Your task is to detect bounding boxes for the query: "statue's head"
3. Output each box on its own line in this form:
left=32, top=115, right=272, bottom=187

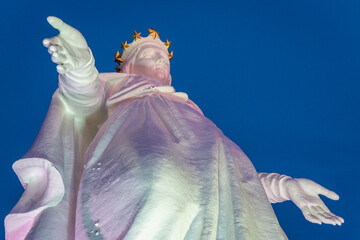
left=115, top=30, right=173, bottom=85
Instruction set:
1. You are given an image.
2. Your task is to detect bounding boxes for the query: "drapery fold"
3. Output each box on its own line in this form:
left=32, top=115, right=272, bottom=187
left=5, top=158, right=64, bottom=240
left=6, top=91, right=82, bottom=240
left=6, top=73, right=287, bottom=240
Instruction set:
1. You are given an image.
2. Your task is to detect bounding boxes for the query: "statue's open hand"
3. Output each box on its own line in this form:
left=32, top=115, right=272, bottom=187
left=287, top=178, right=344, bottom=225
left=43, top=16, right=91, bottom=74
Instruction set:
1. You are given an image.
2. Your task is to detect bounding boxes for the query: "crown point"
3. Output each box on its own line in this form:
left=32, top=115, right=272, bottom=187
left=120, top=41, right=130, bottom=51
left=169, top=50, right=173, bottom=60
left=164, top=39, right=171, bottom=49
left=114, top=50, right=124, bottom=64
left=115, top=65, right=121, bottom=72
left=131, top=31, right=142, bottom=41
left=148, top=27, right=159, bottom=39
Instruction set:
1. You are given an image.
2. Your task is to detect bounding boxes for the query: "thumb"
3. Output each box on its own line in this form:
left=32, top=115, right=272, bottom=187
left=47, top=16, right=75, bottom=34
left=316, top=183, right=340, bottom=200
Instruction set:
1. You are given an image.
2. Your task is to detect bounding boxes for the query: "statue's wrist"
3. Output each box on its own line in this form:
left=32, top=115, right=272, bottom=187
left=80, top=48, right=93, bottom=68
left=64, top=48, right=97, bottom=79
left=284, top=177, right=297, bottom=200
left=73, top=48, right=93, bottom=72
left=277, top=175, right=293, bottom=201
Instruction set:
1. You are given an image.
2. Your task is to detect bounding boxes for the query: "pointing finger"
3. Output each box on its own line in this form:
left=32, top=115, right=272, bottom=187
left=47, top=16, right=75, bottom=34
left=47, top=16, right=64, bottom=31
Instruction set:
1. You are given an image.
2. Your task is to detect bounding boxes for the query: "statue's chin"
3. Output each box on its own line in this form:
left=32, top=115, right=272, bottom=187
left=155, top=72, right=165, bottom=80
left=153, top=70, right=169, bottom=84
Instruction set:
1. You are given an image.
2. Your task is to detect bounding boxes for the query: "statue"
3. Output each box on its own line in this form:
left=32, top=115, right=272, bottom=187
left=5, top=16, right=343, bottom=240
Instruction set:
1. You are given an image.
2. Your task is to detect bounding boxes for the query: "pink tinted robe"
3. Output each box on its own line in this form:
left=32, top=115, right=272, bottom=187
left=5, top=56, right=287, bottom=239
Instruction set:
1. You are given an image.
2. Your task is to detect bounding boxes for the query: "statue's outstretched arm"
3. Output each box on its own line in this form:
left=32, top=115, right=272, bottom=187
left=258, top=172, right=344, bottom=226
left=43, top=16, right=104, bottom=118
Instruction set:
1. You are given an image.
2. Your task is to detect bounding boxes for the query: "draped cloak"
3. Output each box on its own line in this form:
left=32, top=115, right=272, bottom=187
left=5, top=72, right=287, bottom=240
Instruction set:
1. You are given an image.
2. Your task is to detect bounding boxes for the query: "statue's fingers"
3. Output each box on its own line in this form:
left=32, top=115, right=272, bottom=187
left=48, top=45, right=65, bottom=54
left=316, top=207, right=342, bottom=225
left=51, top=52, right=66, bottom=64
left=54, top=45, right=64, bottom=53
left=48, top=45, right=58, bottom=54
left=316, top=213, right=337, bottom=225
left=301, top=207, right=322, bottom=224
left=43, top=38, right=51, bottom=47
left=57, top=52, right=67, bottom=61
left=304, top=213, right=322, bottom=224
left=43, top=37, right=60, bottom=48
left=311, top=207, right=333, bottom=224
left=56, top=63, right=72, bottom=74
left=326, top=214, right=342, bottom=226
left=320, top=213, right=338, bottom=225
left=316, top=207, right=344, bottom=225
left=56, top=65, right=65, bottom=74
left=51, top=53, right=59, bottom=64
left=48, top=46, right=66, bottom=58
left=313, top=206, right=339, bottom=225
left=316, top=201, right=331, bottom=213
left=47, top=16, right=76, bottom=35
left=317, top=203, right=343, bottom=225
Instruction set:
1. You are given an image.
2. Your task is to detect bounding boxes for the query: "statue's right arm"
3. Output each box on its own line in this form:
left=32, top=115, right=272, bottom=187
left=43, top=16, right=104, bottom=118
left=258, top=172, right=344, bottom=225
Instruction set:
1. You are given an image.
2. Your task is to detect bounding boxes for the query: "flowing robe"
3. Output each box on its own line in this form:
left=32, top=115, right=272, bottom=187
left=5, top=71, right=287, bottom=239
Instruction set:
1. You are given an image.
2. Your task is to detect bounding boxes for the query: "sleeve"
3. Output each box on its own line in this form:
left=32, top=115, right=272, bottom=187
left=258, top=172, right=293, bottom=203
left=4, top=158, right=65, bottom=240
left=5, top=93, right=76, bottom=240
left=58, top=49, right=104, bottom=118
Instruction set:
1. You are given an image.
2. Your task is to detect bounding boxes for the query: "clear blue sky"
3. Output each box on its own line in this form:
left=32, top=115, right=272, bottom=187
left=1, top=0, right=359, bottom=239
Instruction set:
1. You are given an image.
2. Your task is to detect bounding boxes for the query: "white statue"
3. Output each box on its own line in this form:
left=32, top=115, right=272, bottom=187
left=5, top=17, right=343, bottom=240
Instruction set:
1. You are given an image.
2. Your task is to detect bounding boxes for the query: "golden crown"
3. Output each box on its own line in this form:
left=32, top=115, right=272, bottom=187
left=114, top=27, right=173, bottom=73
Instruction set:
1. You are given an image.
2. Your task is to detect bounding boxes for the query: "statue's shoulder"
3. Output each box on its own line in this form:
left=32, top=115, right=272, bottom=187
left=98, top=72, right=154, bottom=87
left=98, top=72, right=129, bottom=83
left=98, top=73, right=148, bottom=99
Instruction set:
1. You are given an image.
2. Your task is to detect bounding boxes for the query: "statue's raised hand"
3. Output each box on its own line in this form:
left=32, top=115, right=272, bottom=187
left=43, top=16, right=91, bottom=74
left=287, top=178, right=344, bottom=225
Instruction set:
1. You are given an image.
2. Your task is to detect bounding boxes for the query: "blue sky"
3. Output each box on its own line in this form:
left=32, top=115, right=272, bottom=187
left=1, top=0, right=359, bottom=239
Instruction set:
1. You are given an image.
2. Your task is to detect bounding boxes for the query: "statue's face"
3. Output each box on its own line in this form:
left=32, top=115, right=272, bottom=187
left=129, top=45, right=171, bottom=85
